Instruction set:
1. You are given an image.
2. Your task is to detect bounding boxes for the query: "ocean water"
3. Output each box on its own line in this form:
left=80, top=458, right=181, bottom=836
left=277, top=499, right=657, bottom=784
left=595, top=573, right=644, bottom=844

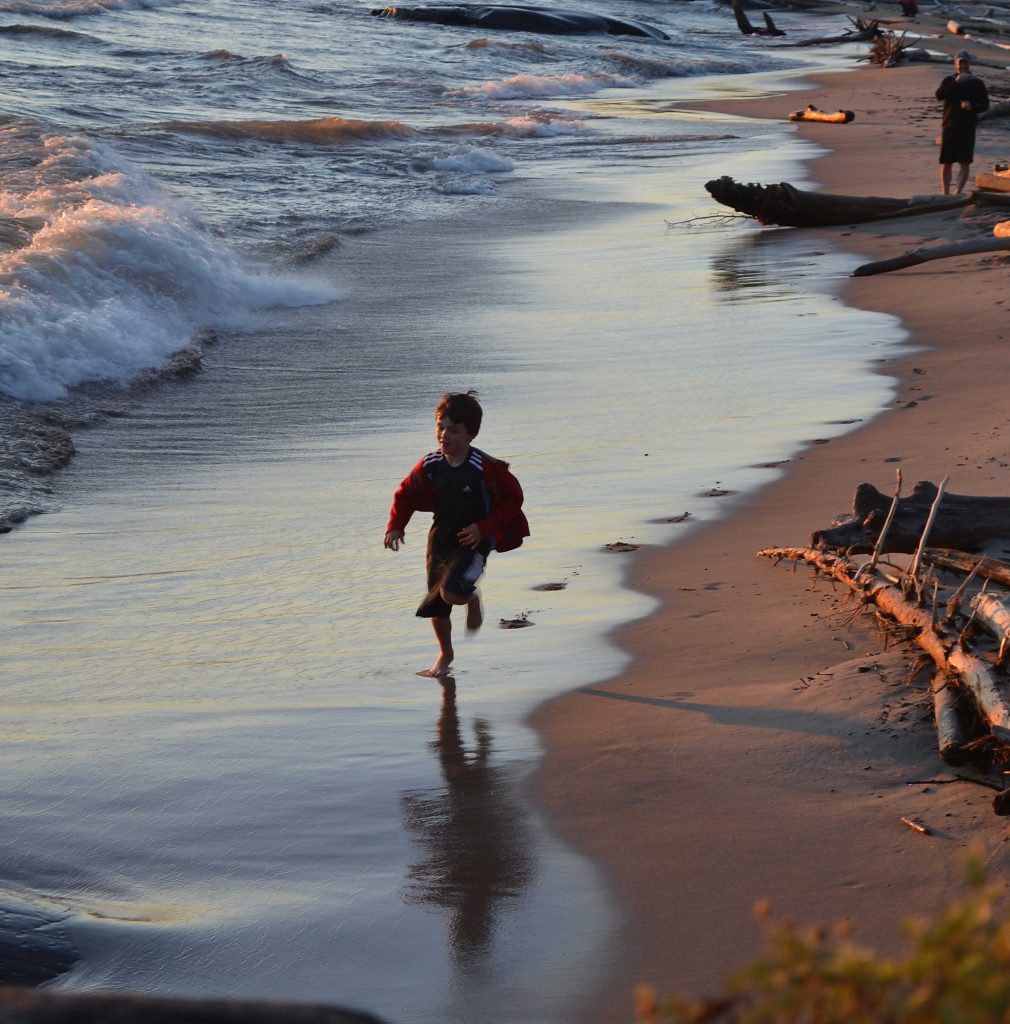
left=0, top=1, right=907, bottom=1020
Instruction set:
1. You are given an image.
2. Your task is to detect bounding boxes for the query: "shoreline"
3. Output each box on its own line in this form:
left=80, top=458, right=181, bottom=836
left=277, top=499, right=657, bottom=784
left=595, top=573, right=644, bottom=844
left=531, top=23, right=1010, bottom=1021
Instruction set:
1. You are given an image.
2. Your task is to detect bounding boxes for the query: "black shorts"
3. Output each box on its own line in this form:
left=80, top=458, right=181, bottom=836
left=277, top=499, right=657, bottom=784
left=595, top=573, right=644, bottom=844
left=940, top=124, right=976, bottom=164
left=416, top=545, right=488, bottom=618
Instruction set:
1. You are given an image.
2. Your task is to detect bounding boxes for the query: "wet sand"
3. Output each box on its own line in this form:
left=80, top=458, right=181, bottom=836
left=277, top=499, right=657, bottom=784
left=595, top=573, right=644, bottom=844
left=532, top=25, right=1010, bottom=1021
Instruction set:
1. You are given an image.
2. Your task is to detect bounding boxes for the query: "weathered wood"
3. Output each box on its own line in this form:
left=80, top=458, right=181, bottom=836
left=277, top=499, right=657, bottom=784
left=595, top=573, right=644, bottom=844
left=932, top=671, right=972, bottom=766
left=978, top=99, right=1010, bottom=121
left=925, top=548, right=1010, bottom=588
left=908, top=476, right=949, bottom=582
left=972, top=188, right=1010, bottom=207
left=757, top=546, right=1010, bottom=737
left=867, top=468, right=902, bottom=572
left=788, top=104, right=854, bottom=123
left=970, top=592, right=1010, bottom=662
left=731, top=0, right=784, bottom=34
left=974, top=169, right=1010, bottom=192
left=704, top=177, right=971, bottom=227
left=782, top=17, right=881, bottom=44
left=812, top=481, right=1010, bottom=554
left=851, top=237, right=1010, bottom=276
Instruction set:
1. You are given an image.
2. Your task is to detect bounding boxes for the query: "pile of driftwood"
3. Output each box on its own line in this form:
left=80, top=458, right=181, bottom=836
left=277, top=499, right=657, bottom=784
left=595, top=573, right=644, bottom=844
left=760, top=474, right=1010, bottom=816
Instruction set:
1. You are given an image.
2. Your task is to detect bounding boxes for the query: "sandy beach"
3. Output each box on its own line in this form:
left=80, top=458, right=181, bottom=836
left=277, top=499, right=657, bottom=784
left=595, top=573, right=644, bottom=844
left=532, top=17, right=1010, bottom=1020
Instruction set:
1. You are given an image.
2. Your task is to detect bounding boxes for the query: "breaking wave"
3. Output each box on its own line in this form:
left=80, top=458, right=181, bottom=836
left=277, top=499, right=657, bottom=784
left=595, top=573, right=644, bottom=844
left=0, top=121, right=339, bottom=402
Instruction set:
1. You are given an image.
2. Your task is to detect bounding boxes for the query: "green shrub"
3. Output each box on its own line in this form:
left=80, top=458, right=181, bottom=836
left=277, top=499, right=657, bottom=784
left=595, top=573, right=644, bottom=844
left=635, top=855, right=1010, bottom=1024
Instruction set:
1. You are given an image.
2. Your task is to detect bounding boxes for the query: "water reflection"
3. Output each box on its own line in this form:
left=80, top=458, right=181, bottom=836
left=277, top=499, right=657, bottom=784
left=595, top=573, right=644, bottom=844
left=400, top=680, right=534, bottom=973
left=710, top=232, right=825, bottom=302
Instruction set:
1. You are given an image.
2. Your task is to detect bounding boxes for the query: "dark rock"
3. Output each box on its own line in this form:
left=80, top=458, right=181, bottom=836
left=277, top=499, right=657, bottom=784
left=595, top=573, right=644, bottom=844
left=0, top=987, right=391, bottom=1023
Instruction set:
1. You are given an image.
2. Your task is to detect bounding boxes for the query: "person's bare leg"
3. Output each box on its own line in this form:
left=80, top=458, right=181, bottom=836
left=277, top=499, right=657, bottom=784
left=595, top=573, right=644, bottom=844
left=438, top=586, right=482, bottom=634
left=941, top=163, right=952, bottom=195
left=955, top=161, right=971, bottom=194
left=466, top=592, right=483, bottom=633
left=419, top=616, right=453, bottom=677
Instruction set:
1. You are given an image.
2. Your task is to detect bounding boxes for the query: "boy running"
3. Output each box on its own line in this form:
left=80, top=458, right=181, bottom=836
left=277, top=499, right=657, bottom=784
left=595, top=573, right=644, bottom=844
left=384, top=391, right=529, bottom=678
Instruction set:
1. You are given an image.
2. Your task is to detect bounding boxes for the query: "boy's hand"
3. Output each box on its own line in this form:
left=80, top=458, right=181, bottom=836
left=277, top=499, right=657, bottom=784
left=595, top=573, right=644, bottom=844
left=457, top=524, right=482, bottom=549
left=384, top=530, right=405, bottom=551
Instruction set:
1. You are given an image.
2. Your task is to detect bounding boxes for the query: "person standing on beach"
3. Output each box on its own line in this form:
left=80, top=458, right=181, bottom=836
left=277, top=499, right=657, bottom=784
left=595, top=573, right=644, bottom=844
left=936, top=50, right=989, bottom=195
left=384, top=390, right=530, bottom=679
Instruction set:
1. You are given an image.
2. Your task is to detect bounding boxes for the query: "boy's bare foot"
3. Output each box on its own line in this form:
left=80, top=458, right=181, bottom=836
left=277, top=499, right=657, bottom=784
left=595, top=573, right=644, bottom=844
left=418, top=656, right=453, bottom=678
left=466, top=594, right=483, bottom=633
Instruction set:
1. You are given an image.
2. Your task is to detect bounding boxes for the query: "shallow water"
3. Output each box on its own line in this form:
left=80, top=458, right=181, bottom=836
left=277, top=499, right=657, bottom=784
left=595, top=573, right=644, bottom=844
left=0, top=1, right=909, bottom=1018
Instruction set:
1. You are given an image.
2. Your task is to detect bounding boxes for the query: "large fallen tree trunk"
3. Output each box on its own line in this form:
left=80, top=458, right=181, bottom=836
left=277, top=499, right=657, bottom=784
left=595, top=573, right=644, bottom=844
left=811, top=480, right=1010, bottom=554
left=852, top=236, right=1010, bottom=276
left=704, top=177, right=971, bottom=227
left=758, top=546, right=1010, bottom=736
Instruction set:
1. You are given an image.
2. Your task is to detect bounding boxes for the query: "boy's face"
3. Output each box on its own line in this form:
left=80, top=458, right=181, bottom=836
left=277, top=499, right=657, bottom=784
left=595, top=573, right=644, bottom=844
left=436, top=415, right=474, bottom=463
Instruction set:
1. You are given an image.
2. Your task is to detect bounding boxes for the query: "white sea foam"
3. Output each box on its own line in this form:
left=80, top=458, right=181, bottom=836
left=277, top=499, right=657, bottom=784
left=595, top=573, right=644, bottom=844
left=0, top=126, right=339, bottom=402
left=455, top=72, right=635, bottom=100
left=431, top=147, right=514, bottom=174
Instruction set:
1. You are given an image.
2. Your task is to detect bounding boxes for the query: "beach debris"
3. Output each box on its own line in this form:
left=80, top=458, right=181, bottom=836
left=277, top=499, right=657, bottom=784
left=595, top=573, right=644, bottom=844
left=758, top=472, right=1010, bottom=813
left=809, top=479, right=1010, bottom=554
left=604, top=541, right=639, bottom=552
left=867, top=28, right=914, bottom=66
left=852, top=234, right=1010, bottom=276
left=370, top=3, right=669, bottom=38
left=782, top=16, right=882, bottom=45
left=499, top=612, right=533, bottom=628
left=731, top=0, right=784, bottom=36
left=788, top=104, right=855, bottom=123
left=900, top=815, right=931, bottom=835
left=704, top=177, right=971, bottom=227
left=978, top=100, right=1010, bottom=123
left=532, top=581, right=567, bottom=591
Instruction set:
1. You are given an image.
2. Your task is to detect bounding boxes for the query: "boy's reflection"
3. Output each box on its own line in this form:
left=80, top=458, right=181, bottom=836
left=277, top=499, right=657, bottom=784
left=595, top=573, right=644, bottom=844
left=400, top=679, right=534, bottom=971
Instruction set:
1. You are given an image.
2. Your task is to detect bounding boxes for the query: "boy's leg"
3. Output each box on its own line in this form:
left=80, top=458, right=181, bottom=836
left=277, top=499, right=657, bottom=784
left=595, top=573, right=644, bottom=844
left=418, top=616, right=454, bottom=678
left=466, top=593, right=483, bottom=633
left=438, top=547, right=487, bottom=634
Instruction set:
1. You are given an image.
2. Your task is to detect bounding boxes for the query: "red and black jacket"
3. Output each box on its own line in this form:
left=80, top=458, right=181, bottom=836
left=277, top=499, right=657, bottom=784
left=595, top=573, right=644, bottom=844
left=386, top=447, right=530, bottom=553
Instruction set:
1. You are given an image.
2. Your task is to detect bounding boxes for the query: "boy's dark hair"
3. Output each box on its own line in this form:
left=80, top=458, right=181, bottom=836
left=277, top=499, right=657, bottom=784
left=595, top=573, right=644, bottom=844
left=435, top=389, right=482, bottom=437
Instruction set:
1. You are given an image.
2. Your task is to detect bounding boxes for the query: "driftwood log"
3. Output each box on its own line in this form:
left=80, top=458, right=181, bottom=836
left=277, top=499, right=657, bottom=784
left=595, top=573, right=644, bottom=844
left=811, top=481, right=1010, bottom=554
left=758, top=545, right=1010, bottom=739
left=932, top=671, right=972, bottom=766
left=781, top=17, right=881, bottom=45
left=704, top=177, right=971, bottom=227
left=978, top=99, right=1010, bottom=121
left=788, top=104, right=854, bottom=123
left=732, top=0, right=784, bottom=35
left=925, top=548, right=1010, bottom=588
left=851, top=236, right=1010, bottom=276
